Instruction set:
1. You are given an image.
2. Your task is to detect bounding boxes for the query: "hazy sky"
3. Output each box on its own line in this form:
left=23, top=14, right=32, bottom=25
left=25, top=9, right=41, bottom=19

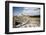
left=13, top=7, right=40, bottom=16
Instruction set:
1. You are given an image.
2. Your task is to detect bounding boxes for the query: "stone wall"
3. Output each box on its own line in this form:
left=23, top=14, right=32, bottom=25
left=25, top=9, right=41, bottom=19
left=13, top=16, right=40, bottom=28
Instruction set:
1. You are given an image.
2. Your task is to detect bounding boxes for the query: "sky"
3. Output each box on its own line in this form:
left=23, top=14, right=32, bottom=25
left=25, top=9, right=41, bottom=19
left=13, top=7, right=40, bottom=16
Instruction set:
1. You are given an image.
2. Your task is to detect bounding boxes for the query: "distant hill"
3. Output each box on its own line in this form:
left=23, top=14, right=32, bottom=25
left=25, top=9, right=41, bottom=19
left=14, top=15, right=40, bottom=18
left=29, top=15, right=40, bottom=17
